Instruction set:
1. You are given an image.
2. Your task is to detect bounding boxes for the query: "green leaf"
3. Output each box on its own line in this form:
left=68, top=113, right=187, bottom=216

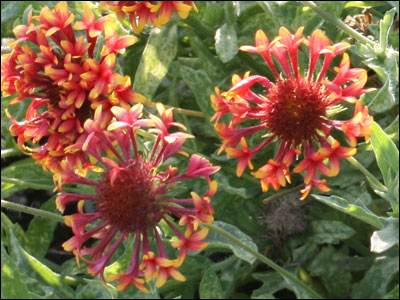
left=199, top=269, right=224, bottom=299
left=1, top=158, right=55, bottom=198
left=379, top=8, right=396, bottom=55
left=133, top=25, right=178, bottom=100
left=213, top=172, right=250, bottom=199
left=384, top=285, right=399, bottom=299
left=388, top=1, right=399, bottom=14
left=206, top=221, right=258, bottom=264
left=185, top=28, right=225, bottom=79
left=353, top=255, right=399, bottom=299
left=310, top=220, right=356, bottom=244
left=370, top=121, right=399, bottom=208
left=75, top=279, right=117, bottom=299
left=7, top=228, right=74, bottom=298
left=252, top=272, right=287, bottom=297
left=179, top=65, right=216, bottom=123
left=1, top=243, right=31, bottom=299
left=251, top=294, right=275, bottom=299
left=105, top=234, right=135, bottom=276
left=215, top=23, right=238, bottom=63
left=370, top=217, right=399, bottom=253
left=24, top=196, right=58, bottom=258
left=312, top=194, right=384, bottom=229
left=363, top=80, right=396, bottom=114
left=307, top=246, right=353, bottom=298
left=344, top=1, right=391, bottom=8
left=201, top=2, right=225, bottom=27
left=1, top=1, right=25, bottom=25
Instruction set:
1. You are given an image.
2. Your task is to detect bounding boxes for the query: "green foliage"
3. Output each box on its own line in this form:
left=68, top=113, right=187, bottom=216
left=1, top=1, right=399, bottom=299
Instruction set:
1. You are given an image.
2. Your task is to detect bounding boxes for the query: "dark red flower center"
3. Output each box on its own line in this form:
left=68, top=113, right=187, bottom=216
left=96, top=157, right=164, bottom=233
left=264, top=77, right=327, bottom=145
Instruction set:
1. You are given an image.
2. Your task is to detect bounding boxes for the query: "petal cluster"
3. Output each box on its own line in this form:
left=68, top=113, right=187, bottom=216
left=1, top=2, right=142, bottom=174
left=211, top=27, right=374, bottom=199
left=100, top=1, right=197, bottom=34
left=56, top=103, right=219, bottom=291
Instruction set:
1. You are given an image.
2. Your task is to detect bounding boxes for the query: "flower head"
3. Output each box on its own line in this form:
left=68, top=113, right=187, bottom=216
left=100, top=1, right=197, bottom=34
left=1, top=2, right=142, bottom=174
left=56, top=103, right=219, bottom=291
left=211, top=27, right=374, bottom=199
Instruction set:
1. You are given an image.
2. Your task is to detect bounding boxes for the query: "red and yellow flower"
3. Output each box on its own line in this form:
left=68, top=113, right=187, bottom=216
left=100, top=1, right=197, bottom=34
left=56, top=103, right=219, bottom=291
left=1, top=2, right=142, bottom=174
left=211, top=27, right=374, bottom=199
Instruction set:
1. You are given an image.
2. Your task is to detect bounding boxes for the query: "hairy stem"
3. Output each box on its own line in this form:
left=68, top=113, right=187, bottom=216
left=204, top=223, right=323, bottom=299
left=1, top=199, right=64, bottom=223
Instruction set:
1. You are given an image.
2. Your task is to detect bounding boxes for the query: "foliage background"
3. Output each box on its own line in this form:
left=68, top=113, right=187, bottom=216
left=1, top=1, right=399, bottom=299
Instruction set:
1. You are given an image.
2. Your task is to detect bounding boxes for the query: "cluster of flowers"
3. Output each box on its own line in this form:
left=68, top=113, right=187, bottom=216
left=1, top=1, right=218, bottom=292
left=1, top=1, right=375, bottom=293
left=211, top=27, right=374, bottom=200
left=100, top=1, right=197, bottom=34
left=2, top=1, right=141, bottom=174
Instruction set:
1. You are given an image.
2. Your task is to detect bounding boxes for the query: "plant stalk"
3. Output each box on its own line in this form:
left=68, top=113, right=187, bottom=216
left=1, top=199, right=64, bottom=223
left=204, top=223, right=323, bottom=299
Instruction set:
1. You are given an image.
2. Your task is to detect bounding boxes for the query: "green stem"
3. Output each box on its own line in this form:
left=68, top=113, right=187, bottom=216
left=182, top=15, right=214, bottom=36
left=1, top=176, right=55, bottom=191
left=302, top=1, right=399, bottom=56
left=204, top=223, right=323, bottom=299
left=262, top=184, right=305, bottom=204
left=346, top=156, right=388, bottom=192
left=1, top=199, right=64, bottom=223
left=144, top=101, right=205, bottom=118
left=1, top=148, right=20, bottom=159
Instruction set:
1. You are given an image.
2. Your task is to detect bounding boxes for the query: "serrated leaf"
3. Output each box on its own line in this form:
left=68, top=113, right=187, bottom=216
left=353, top=255, right=399, bottom=299
left=371, top=217, right=399, bottom=253
left=252, top=272, right=287, bottom=297
left=133, top=25, right=178, bottom=100
left=370, top=121, right=399, bottom=208
left=25, top=196, right=58, bottom=258
left=310, top=220, right=356, bottom=244
left=206, top=221, right=258, bottom=264
left=1, top=243, right=31, bottom=299
left=215, top=23, right=238, bottom=63
left=312, top=194, right=384, bottom=229
left=199, top=269, right=224, bottom=299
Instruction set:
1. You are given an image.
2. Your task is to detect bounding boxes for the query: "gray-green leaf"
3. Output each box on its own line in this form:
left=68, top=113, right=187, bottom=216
left=206, top=221, right=258, bottom=264
left=215, top=23, right=238, bottom=63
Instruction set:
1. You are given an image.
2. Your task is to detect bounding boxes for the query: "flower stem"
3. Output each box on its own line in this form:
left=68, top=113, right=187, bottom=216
left=262, top=184, right=305, bottom=204
left=1, top=199, right=64, bottom=223
left=1, top=148, right=20, bottom=159
left=301, top=1, right=381, bottom=48
left=346, top=156, right=388, bottom=192
left=1, top=176, right=55, bottom=191
left=204, top=223, right=323, bottom=299
left=182, top=15, right=214, bottom=36
left=144, top=101, right=205, bottom=118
